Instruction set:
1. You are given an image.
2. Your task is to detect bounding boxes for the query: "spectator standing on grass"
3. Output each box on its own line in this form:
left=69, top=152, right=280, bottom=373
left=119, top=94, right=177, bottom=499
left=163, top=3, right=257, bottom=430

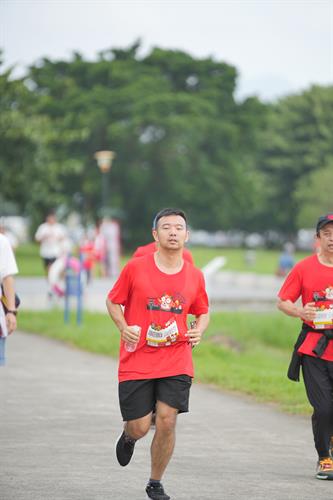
left=106, top=208, right=209, bottom=500
left=278, top=214, right=333, bottom=480
left=0, top=233, right=18, bottom=366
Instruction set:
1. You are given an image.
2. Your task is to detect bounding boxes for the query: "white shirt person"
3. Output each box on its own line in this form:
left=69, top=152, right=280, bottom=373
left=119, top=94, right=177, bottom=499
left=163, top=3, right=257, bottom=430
left=35, top=212, right=67, bottom=271
left=0, top=233, right=19, bottom=365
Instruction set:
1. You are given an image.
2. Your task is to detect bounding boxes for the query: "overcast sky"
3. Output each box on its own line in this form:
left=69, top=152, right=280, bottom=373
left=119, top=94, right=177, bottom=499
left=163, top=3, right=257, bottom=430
left=1, top=0, right=332, bottom=100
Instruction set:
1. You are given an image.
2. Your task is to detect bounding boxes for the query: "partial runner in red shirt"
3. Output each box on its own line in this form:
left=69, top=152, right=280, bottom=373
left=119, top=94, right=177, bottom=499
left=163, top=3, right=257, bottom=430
left=277, top=213, right=333, bottom=480
left=132, top=241, right=194, bottom=264
left=106, top=208, right=209, bottom=500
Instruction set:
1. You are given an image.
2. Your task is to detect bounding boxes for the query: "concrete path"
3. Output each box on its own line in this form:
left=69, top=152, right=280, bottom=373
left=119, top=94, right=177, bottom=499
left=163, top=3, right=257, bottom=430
left=1, top=332, right=332, bottom=500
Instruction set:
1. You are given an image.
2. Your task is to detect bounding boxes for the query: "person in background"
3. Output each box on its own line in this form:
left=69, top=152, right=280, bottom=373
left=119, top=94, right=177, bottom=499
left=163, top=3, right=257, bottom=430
left=93, top=219, right=108, bottom=277
left=35, top=211, right=67, bottom=274
left=0, top=233, right=19, bottom=366
left=106, top=208, right=209, bottom=500
left=276, top=242, right=295, bottom=277
left=132, top=240, right=194, bottom=264
left=79, top=233, right=96, bottom=284
left=277, top=214, right=333, bottom=480
left=100, top=217, right=121, bottom=278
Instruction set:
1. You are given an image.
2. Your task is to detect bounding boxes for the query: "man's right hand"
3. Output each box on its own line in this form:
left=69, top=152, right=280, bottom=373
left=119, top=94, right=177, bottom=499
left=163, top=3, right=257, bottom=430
left=120, top=325, right=141, bottom=345
left=300, top=301, right=317, bottom=322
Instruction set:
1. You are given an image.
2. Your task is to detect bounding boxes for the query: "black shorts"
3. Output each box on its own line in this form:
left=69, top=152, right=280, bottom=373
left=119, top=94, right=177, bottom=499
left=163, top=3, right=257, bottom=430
left=42, top=257, right=57, bottom=269
left=118, top=374, right=192, bottom=421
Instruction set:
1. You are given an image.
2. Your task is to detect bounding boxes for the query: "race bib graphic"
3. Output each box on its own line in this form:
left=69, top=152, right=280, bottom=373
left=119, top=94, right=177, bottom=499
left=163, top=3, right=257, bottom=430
left=313, top=286, right=333, bottom=329
left=146, top=318, right=179, bottom=347
left=145, top=292, right=186, bottom=346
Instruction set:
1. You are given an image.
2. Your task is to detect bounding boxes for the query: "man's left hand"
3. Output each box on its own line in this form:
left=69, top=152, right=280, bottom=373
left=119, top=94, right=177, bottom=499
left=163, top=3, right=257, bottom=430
left=186, top=327, right=202, bottom=347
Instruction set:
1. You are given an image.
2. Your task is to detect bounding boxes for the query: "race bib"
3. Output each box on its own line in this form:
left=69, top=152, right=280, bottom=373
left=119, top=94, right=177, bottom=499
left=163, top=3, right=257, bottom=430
left=146, top=319, right=179, bottom=347
left=314, top=306, right=333, bottom=329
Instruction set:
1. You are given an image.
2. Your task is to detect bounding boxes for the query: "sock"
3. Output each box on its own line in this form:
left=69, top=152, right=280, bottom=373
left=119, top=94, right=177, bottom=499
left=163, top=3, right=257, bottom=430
left=148, top=479, right=161, bottom=487
left=124, top=432, right=136, bottom=443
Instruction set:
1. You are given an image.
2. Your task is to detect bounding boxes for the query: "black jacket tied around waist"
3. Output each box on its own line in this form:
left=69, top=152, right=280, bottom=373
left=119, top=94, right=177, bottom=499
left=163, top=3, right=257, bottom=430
left=288, top=323, right=333, bottom=382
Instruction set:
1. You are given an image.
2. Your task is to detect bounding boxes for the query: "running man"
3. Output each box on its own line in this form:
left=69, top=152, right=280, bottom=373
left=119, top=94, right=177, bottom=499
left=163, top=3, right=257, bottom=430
left=106, top=208, right=209, bottom=499
left=277, top=214, right=333, bottom=480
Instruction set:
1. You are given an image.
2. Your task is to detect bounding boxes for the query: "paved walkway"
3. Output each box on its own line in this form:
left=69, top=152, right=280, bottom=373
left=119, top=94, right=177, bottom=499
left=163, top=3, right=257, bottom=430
left=1, top=332, right=332, bottom=500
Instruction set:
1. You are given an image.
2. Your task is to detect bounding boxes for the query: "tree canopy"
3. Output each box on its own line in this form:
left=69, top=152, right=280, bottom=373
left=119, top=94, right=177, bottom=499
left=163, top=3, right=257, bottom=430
left=1, top=44, right=332, bottom=246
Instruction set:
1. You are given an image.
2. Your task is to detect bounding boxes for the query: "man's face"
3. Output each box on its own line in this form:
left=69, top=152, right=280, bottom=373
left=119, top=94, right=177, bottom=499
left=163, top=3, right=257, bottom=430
left=318, top=223, right=333, bottom=253
left=153, top=215, right=189, bottom=250
left=47, top=214, right=56, bottom=225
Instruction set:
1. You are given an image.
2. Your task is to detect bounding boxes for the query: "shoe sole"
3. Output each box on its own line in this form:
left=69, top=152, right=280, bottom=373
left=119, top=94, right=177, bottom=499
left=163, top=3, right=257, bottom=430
left=146, top=491, right=170, bottom=500
left=146, top=495, right=170, bottom=500
left=316, top=474, right=333, bottom=480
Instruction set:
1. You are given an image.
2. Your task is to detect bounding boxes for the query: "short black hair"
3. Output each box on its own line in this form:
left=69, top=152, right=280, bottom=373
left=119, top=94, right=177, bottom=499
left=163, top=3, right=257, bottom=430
left=152, top=208, right=187, bottom=229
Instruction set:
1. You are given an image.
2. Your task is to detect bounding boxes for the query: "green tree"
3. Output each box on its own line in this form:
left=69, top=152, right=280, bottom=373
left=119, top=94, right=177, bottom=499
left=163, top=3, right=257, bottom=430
left=0, top=57, right=35, bottom=215
left=296, top=161, right=333, bottom=227
left=19, top=43, right=267, bottom=245
left=0, top=56, right=80, bottom=229
left=258, top=85, right=333, bottom=233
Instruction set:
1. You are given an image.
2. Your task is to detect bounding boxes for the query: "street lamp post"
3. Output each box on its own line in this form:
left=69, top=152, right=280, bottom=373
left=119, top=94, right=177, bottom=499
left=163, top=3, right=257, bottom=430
left=94, top=150, right=116, bottom=217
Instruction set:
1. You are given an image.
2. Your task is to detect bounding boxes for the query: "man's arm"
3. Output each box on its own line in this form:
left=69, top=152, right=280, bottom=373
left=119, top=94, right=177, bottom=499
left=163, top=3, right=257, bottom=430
left=106, top=298, right=141, bottom=346
left=35, top=225, right=45, bottom=242
left=2, top=275, right=17, bottom=334
left=277, top=298, right=317, bottom=323
left=186, top=312, right=210, bottom=347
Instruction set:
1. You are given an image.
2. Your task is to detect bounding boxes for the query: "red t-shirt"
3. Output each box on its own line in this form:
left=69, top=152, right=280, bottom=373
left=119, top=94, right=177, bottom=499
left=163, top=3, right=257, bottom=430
left=133, top=241, right=194, bottom=264
left=278, top=254, right=333, bottom=360
left=108, top=253, right=209, bottom=382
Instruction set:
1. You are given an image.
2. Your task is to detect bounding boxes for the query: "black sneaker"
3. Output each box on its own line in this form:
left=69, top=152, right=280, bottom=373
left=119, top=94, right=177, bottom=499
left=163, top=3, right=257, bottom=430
left=146, top=482, right=170, bottom=500
left=115, top=431, right=136, bottom=466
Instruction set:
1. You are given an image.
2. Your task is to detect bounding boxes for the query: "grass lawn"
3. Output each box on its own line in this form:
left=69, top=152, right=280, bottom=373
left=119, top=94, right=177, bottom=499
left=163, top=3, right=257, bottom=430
left=18, top=309, right=311, bottom=415
left=16, top=243, right=310, bottom=276
left=15, top=243, right=45, bottom=276
left=190, top=246, right=310, bottom=273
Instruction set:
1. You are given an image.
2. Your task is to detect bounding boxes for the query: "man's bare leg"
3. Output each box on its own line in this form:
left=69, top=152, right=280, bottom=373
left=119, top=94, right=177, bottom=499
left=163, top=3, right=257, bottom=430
left=150, top=400, right=178, bottom=480
left=116, top=412, right=152, bottom=467
left=126, top=412, right=152, bottom=440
